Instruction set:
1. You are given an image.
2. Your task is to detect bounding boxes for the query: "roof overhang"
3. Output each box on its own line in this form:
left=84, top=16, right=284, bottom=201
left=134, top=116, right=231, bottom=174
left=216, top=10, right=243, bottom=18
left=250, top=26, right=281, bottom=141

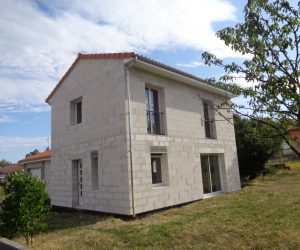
left=46, top=52, right=234, bottom=103
left=19, top=157, right=51, bottom=166
left=127, top=57, right=234, bottom=99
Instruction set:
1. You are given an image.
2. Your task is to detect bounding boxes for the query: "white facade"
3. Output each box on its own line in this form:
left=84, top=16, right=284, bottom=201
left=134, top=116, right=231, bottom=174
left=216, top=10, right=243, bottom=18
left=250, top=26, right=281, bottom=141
left=47, top=53, right=241, bottom=216
left=22, top=159, right=51, bottom=193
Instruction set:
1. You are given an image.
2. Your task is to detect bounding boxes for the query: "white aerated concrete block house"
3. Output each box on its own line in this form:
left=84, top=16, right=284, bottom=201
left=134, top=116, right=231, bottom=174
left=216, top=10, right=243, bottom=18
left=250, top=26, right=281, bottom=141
left=46, top=52, right=241, bottom=216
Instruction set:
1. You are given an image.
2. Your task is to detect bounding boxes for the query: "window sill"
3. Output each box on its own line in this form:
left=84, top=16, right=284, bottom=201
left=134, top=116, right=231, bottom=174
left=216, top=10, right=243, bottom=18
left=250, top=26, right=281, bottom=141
left=205, top=137, right=217, bottom=140
left=203, top=191, right=223, bottom=199
left=70, top=122, right=83, bottom=128
left=152, top=184, right=168, bottom=189
left=147, top=133, right=167, bottom=137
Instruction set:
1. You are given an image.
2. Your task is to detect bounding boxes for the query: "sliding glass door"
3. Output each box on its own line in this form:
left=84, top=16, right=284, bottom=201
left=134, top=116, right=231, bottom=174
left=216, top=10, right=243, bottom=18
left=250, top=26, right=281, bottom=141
left=201, top=155, right=222, bottom=194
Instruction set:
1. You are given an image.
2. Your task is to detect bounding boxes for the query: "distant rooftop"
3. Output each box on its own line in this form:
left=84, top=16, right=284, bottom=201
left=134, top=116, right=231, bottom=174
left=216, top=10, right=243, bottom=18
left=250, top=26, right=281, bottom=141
left=0, top=164, right=23, bottom=174
left=19, top=150, right=51, bottom=164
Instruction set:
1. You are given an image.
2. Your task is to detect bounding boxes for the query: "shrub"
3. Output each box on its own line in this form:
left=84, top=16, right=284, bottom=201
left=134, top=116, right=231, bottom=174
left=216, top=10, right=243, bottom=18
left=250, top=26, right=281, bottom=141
left=1, top=172, right=50, bottom=245
left=234, top=115, right=283, bottom=180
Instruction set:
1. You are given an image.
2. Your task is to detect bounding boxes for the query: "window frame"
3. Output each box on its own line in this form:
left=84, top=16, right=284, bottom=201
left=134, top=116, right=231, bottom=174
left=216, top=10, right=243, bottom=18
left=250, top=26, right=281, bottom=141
left=145, top=86, right=165, bottom=135
left=76, top=101, right=82, bottom=124
left=203, top=100, right=216, bottom=139
left=91, top=151, right=99, bottom=190
left=150, top=152, right=169, bottom=187
left=151, top=154, right=163, bottom=185
left=200, top=154, right=222, bottom=195
left=70, top=97, right=82, bottom=126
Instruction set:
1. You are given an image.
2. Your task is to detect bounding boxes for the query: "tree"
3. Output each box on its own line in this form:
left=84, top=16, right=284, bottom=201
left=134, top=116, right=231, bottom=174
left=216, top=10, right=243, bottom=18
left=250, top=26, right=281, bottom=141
left=234, top=115, right=282, bottom=179
left=0, top=159, right=11, bottom=168
left=26, top=149, right=40, bottom=158
left=202, top=0, right=300, bottom=156
left=1, top=172, right=50, bottom=245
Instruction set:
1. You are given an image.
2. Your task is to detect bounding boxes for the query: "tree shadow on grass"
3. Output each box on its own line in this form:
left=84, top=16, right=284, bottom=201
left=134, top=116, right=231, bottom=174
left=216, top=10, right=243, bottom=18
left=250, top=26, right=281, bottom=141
left=45, top=210, right=110, bottom=233
left=0, top=208, right=113, bottom=237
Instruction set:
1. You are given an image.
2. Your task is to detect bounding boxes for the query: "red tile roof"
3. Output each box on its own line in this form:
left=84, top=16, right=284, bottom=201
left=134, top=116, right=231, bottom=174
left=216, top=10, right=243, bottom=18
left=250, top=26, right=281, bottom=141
left=19, top=150, right=51, bottom=164
left=0, top=164, right=23, bottom=174
left=79, top=52, right=134, bottom=59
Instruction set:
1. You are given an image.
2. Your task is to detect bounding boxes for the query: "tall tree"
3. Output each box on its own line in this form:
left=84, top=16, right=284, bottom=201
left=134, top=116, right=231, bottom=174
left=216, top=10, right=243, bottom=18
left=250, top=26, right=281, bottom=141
left=0, top=159, right=11, bottom=168
left=234, top=115, right=282, bottom=179
left=202, top=0, right=300, bottom=156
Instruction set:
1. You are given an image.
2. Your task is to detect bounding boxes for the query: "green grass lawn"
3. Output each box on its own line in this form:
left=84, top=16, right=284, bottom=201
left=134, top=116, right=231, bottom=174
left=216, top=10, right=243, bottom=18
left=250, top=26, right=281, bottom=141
left=285, top=160, right=300, bottom=170
left=268, top=159, right=300, bottom=170
left=12, top=169, right=300, bottom=249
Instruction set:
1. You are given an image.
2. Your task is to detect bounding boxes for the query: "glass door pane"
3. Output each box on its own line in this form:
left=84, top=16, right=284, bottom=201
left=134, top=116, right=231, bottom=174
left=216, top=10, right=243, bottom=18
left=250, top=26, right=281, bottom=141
left=201, top=155, right=212, bottom=194
left=209, top=155, right=221, bottom=192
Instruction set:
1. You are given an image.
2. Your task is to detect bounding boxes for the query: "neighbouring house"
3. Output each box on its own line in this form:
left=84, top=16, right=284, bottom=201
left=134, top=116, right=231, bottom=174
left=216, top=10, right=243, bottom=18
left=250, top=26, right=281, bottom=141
left=278, top=128, right=300, bottom=159
left=287, top=127, right=300, bottom=154
left=45, top=52, right=241, bottom=216
left=18, top=150, right=51, bottom=186
left=0, top=164, right=23, bottom=183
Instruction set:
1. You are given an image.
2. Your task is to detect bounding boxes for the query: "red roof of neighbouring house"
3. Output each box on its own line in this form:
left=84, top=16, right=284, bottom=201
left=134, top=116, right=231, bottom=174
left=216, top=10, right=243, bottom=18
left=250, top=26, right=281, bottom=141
left=18, top=150, right=51, bottom=164
left=0, top=164, right=23, bottom=174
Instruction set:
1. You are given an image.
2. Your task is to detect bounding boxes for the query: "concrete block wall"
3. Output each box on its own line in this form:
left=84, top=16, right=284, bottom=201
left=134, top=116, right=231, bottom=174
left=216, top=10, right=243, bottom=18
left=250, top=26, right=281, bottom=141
left=48, top=57, right=240, bottom=216
left=49, top=59, right=131, bottom=215
left=128, top=67, right=241, bottom=214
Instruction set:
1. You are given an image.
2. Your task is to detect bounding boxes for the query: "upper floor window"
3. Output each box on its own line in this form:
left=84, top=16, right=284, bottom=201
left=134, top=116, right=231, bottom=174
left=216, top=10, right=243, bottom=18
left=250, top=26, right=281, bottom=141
left=203, top=101, right=216, bottom=139
left=145, top=87, right=165, bottom=135
left=70, top=97, right=82, bottom=125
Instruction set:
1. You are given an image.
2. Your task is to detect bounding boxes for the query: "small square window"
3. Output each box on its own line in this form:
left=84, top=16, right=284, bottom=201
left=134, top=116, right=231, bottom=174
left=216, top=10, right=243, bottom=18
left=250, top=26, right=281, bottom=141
left=151, top=154, right=162, bottom=184
left=70, top=97, right=82, bottom=125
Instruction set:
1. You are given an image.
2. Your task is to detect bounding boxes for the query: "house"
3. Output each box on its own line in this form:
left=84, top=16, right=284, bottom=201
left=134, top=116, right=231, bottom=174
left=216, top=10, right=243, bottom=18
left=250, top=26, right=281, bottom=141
left=18, top=150, right=51, bottom=182
left=0, top=164, right=23, bottom=183
left=277, top=128, right=300, bottom=159
left=46, top=52, right=241, bottom=216
left=287, top=127, right=300, bottom=154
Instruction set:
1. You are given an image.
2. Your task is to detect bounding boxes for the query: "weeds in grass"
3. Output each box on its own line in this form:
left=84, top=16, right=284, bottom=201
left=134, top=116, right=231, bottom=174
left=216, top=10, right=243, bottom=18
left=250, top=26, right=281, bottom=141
left=11, top=169, right=300, bottom=250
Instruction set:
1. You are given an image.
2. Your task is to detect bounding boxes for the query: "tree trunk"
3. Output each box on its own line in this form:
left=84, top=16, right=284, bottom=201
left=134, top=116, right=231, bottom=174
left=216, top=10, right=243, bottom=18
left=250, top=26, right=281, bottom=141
left=25, top=235, right=29, bottom=246
left=284, top=136, right=300, bottom=157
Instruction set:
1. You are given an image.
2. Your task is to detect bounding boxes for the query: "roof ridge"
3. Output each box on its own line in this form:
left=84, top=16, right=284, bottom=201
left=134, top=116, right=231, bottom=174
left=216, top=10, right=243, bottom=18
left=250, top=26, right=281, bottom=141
left=46, top=52, right=231, bottom=103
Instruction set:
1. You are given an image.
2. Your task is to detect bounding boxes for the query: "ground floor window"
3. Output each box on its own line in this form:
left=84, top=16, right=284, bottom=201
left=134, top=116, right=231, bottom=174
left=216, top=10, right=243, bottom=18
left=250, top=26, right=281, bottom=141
left=91, top=151, right=99, bottom=190
left=200, top=154, right=222, bottom=194
left=29, top=168, right=43, bottom=180
left=72, top=159, right=83, bottom=206
left=151, top=154, right=162, bottom=184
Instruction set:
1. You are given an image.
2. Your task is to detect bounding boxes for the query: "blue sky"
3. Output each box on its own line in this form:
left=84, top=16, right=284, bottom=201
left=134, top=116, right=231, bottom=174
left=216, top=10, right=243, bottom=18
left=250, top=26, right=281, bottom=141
left=0, top=0, right=248, bottom=162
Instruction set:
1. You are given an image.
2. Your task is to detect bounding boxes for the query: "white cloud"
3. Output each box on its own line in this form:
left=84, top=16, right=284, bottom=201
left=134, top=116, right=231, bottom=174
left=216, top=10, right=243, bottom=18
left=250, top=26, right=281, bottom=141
left=0, top=77, right=52, bottom=113
left=176, top=61, right=208, bottom=68
left=0, top=0, right=243, bottom=113
left=0, top=114, right=13, bottom=123
left=0, top=136, right=50, bottom=152
left=225, top=73, right=258, bottom=88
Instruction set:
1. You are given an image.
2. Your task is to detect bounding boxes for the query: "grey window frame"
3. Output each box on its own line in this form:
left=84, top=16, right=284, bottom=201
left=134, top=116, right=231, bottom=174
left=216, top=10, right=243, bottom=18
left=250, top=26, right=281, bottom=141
left=70, top=97, right=82, bottom=125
